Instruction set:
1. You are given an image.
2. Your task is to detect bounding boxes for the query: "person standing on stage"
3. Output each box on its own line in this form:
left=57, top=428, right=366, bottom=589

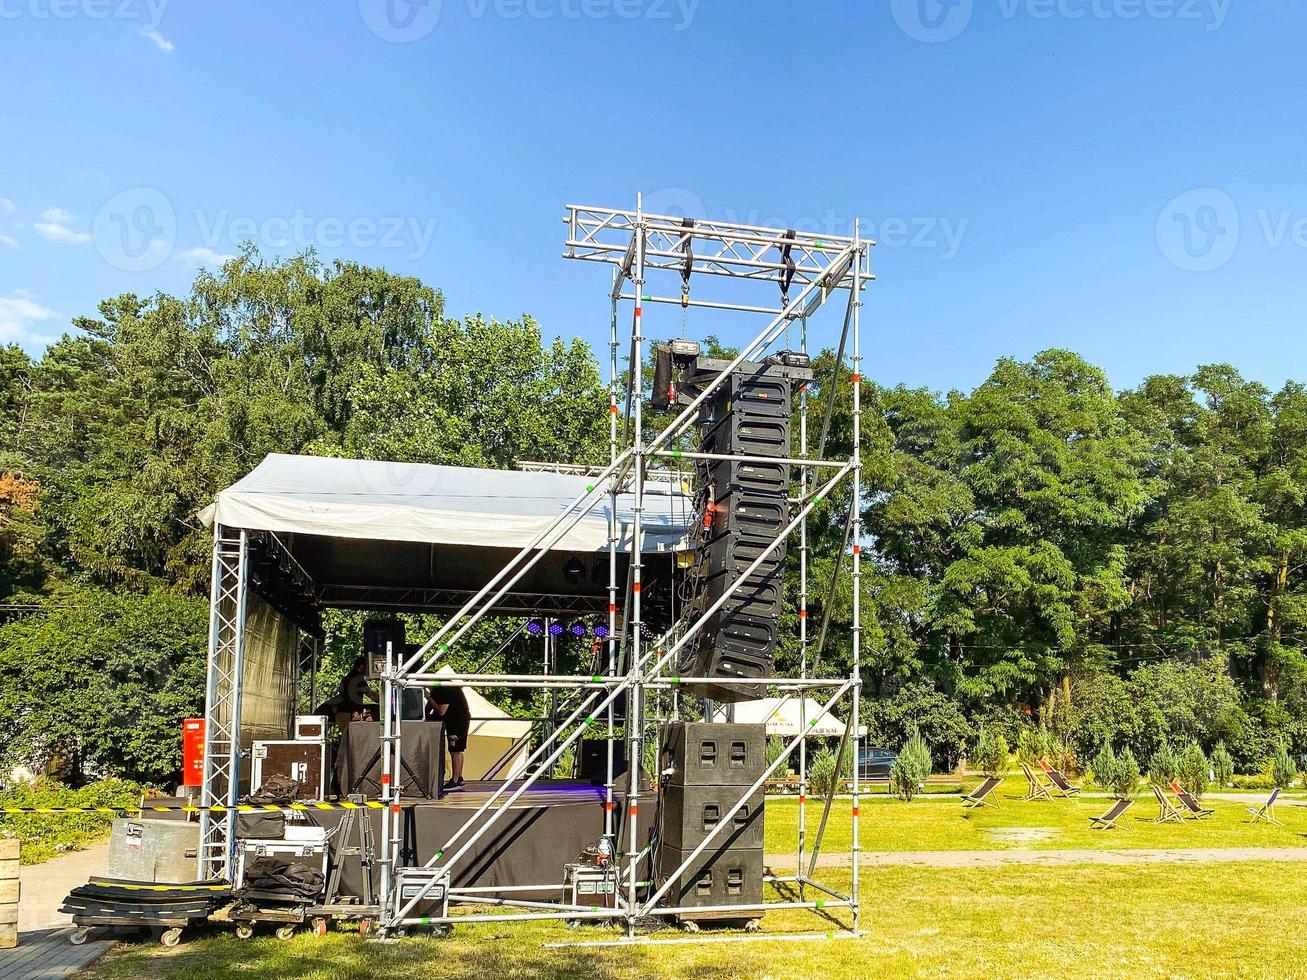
left=425, top=684, right=471, bottom=790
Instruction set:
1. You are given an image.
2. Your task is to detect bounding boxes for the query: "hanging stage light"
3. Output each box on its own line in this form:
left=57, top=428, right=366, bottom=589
left=593, top=622, right=610, bottom=639
left=569, top=620, right=588, bottom=637
left=526, top=618, right=545, bottom=636
left=548, top=621, right=565, bottom=637
left=563, top=556, right=585, bottom=584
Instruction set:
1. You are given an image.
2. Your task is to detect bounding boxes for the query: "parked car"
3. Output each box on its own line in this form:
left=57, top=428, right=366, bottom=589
left=858, top=746, right=897, bottom=780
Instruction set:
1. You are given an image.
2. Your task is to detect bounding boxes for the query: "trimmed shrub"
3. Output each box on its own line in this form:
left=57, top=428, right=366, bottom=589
left=1177, top=742, right=1210, bottom=798
left=0, top=777, right=146, bottom=864
left=1272, top=744, right=1297, bottom=790
left=765, top=735, right=786, bottom=771
left=891, top=730, right=932, bottom=802
left=1112, top=749, right=1141, bottom=800
left=1091, top=741, right=1116, bottom=789
left=1148, top=743, right=1178, bottom=786
left=1210, top=742, right=1234, bottom=789
left=971, top=727, right=1009, bottom=778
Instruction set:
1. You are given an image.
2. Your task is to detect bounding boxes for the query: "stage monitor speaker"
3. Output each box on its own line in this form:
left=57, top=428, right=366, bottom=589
left=579, top=740, right=628, bottom=785
left=659, top=723, right=766, bottom=788
left=654, top=844, right=764, bottom=915
left=660, top=784, right=765, bottom=850
left=363, top=619, right=405, bottom=679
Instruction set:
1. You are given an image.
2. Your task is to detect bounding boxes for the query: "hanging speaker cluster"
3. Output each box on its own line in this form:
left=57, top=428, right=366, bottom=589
left=666, top=352, right=812, bottom=703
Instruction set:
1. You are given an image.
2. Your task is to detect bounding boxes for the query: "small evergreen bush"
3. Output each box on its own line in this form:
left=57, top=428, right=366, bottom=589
left=971, top=727, right=1009, bottom=778
left=1015, top=727, right=1048, bottom=767
left=1177, top=742, right=1210, bottom=798
left=1148, top=743, right=1178, bottom=786
left=1112, top=749, right=1141, bottom=800
left=1091, top=741, right=1116, bottom=789
left=1272, top=744, right=1297, bottom=789
left=809, top=747, right=839, bottom=799
left=1210, top=742, right=1234, bottom=789
left=891, top=730, right=933, bottom=802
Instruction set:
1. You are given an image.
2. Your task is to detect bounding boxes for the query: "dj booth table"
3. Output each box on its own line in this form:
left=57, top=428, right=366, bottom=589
left=316, top=781, right=609, bottom=901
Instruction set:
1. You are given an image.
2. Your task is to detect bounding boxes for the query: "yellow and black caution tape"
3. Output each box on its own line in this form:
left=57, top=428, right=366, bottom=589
left=2, top=800, right=386, bottom=815
left=86, top=880, right=232, bottom=892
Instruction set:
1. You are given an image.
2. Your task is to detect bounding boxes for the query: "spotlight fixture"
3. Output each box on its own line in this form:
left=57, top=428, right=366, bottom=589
left=526, top=619, right=545, bottom=636
left=563, top=556, right=586, bottom=585
left=569, top=620, right=587, bottom=637
left=593, top=622, right=610, bottom=639
left=548, top=621, right=565, bottom=637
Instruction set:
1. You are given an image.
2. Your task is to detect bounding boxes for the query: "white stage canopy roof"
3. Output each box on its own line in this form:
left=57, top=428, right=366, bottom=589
left=713, top=697, right=865, bottom=738
left=201, top=453, right=693, bottom=554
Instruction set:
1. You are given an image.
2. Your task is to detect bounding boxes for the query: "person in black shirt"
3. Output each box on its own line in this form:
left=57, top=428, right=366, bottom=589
left=426, top=685, right=471, bottom=790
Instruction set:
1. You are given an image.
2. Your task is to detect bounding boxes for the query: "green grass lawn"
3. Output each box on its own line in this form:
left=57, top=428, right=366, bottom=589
left=762, top=778, right=1306, bottom=855
left=86, top=861, right=1307, bottom=979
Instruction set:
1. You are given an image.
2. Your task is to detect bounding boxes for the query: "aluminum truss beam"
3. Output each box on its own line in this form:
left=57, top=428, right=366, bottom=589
left=198, top=526, right=249, bottom=880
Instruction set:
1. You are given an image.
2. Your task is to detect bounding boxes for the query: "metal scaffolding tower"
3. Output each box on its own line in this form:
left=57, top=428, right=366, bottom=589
left=200, top=196, right=873, bottom=944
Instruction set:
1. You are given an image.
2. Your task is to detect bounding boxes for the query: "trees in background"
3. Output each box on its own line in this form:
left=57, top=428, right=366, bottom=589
left=2, top=250, right=1306, bottom=784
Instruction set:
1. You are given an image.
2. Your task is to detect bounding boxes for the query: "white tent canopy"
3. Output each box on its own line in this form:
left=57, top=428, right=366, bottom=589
left=200, top=453, right=692, bottom=554
left=434, top=665, right=533, bottom=780
left=712, top=697, right=864, bottom=738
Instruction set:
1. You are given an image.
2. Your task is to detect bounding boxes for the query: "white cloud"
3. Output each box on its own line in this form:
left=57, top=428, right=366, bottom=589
left=0, top=292, right=59, bottom=346
left=0, top=198, right=14, bottom=212
left=0, top=236, right=17, bottom=249
left=34, top=207, right=91, bottom=245
left=179, top=246, right=236, bottom=267
left=142, top=30, right=175, bottom=53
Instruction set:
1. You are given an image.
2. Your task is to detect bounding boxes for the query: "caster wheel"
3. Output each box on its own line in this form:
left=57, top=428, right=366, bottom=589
left=744, top=918, right=761, bottom=933
left=70, top=928, right=90, bottom=946
left=358, top=918, right=374, bottom=939
left=566, top=919, right=581, bottom=929
left=395, top=927, right=409, bottom=939
left=680, top=919, right=700, bottom=933
left=235, top=924, right=255, bottom=940
left=432, top=925, right=452, bottom=939
left=160, top=928, right=183, bottom=948
left=275, top=925, right=296, bottom=941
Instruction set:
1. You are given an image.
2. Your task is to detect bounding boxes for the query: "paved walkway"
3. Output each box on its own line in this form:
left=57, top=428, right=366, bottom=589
left=0, top=928, right=111, bottom=979
left=0, top=843, right=113, bottom=979
left=769, top=846, right=1307, bottom=869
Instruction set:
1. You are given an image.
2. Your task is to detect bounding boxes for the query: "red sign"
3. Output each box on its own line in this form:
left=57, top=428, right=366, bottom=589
left=182, top=718, right=206, bottom=787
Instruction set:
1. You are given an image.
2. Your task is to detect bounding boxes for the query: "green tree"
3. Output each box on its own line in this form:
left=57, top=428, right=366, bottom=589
left=890, top=730, right=933, bottom=802
left=971, top=727, right=1009, bottom=778
left=1271, top=744, right=1297, bottom=789
left=1211, top=742, right=1235, bottom=788
left=1112, top=748, right=1141, bottom=800
left=1148, top=743, right=1178, bottom=787
left=1091, top=740, right=1116, bottom=789
left=1177, top=742, right=1210, bottom=798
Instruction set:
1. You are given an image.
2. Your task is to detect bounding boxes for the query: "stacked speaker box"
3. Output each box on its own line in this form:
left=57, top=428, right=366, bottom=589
left=655, top=722, right=766, bottom=919
left=679, top=356, right=811, bottom=703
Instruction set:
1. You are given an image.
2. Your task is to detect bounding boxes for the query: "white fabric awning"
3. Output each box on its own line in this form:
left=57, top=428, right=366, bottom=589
left=200, top=453, right=692, bottom=554
left=712, top=697, right=859, bottom=738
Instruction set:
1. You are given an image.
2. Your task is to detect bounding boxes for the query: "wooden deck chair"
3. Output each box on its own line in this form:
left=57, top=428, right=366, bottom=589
left=1021, top=762, right=1054, bottom=802
left=1168, top=780, right=1214, bottom=819
left=1039, top=757, right=1082, bottom=797
left=1150, top=783, right=1186, bottom=824
left=1089, top=797, right=1134, bottom=830
left=1247, top=787, right=1282, bottom=826
left=962, top=775, right=1002, bottom=809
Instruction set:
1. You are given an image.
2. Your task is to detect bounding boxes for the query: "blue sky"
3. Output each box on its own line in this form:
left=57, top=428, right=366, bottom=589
left=1, top=0, right=1304, bottom=395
